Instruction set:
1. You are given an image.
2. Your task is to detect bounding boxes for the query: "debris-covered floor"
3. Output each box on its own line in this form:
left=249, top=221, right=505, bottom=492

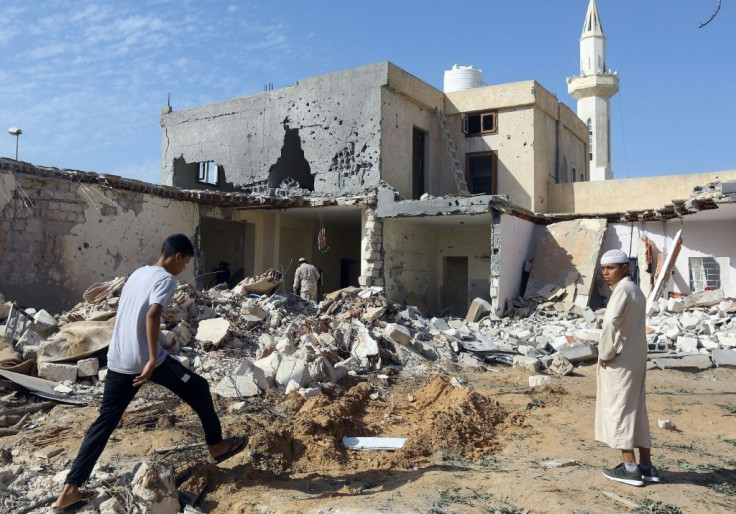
left=1, top=277, right=735, bottom=513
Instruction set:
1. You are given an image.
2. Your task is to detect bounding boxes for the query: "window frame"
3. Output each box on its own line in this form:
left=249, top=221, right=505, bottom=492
left=196, top=161, right=219, bottom=187
left=465, top=151, right=498, bottom=195
left=462, top=111, right=498, bottom=137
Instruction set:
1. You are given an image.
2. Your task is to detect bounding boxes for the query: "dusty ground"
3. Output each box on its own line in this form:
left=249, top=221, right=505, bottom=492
left=9, top=363, right=736, bottom=513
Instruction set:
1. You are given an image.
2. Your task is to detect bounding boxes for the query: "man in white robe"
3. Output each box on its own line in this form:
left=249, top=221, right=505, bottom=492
left=596, top=249, right=659, bottom=486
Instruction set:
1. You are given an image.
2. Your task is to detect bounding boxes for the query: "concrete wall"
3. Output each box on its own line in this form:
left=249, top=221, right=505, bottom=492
left=603, top=215, right=736, bottom=298
left=161, top=62, right=387, bottom=195
left=0, top=171, right=199, bottom=312
left=548, top=170, right=736, bottom=214
left=497, top=213, right=536, bottom=309
left=382, top=218, right=490, bottom=314
left=445, top=81, right=588, bottom=212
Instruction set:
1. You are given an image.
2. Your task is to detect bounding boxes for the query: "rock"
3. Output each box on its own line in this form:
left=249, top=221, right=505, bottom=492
left=513, top=355, right=541, bottom=372
left=716, top=333, right=736, bottom=348
left=660, top=319, right=683, bottom=339
left=77, top=358, right=100, bottom=378
left=551, top=335, right=573, bottom=351
left=658, top=419, right=677, bottom=430
left=17, top=329, right=42, bottom=348
left=34, top=446, right=64, bottom=459
left=172, top=321, right=192, bottom=346
left=195, top=318, right=230, bottom=345
left=228, top=401, right=248, bottom=414
left=54, top=383, right=73, bottom=394
left=449, top=376, right=466, bottom=388
left=581, top=307, right=597, bottom=323
left=215, top=361, right=266, bottom=398
left=240, top=314, right=263, bottom=329
left=253, top=353, right=282, bottom=386
left=679, top=313, right=699, bottom=331
left=384, top=323, right=411, bottom=346
left=652, top=355, right=713, bottom=372
left=559, top=343, right=598, bottom=363
left=529, top=375, right=553, bottom=387
left=675, top=336, right=699, bottom=354
left=684, top=289, right=725, bottom=308
left=699, top=337, right=719, bottom=350
left=308, top=356, right=338, bottom=383
left=712, top=348, right=736, bottom=368
left=131, top=462, right=179, bottom=514
left=0, top=464, right=23, bottom=485
left=21, top=345, right=39, bottom=361
left=667, top=298, right=685, bottom=313
left=351, top=322, right=379, bottom=368
left=241, top=303, right=268, bottom=320
left=284, top=379, right=300, bottom=395
left=362, top=306, right=385, bottom=323
left=38, top=362, right=77, bottom=382
left=98, top=368, right=108, bottom=382
left=99, top=497, right=124, bottom=514
left=456, top=352, right=484, bottom=369
left=298, top=387, right=321, bottom=399
left=275, top=355, right=310, bottom=387
left=574, top=329, right=601, bottom=342
left=465, top=298, right=492, bottom=322
left=540, top=459, right=577, bottom=469
left=32, top=309, right=58, bottom=336
left=159, top=330, right=177, bottom=350
left=0, top=302, right=10, bottom=321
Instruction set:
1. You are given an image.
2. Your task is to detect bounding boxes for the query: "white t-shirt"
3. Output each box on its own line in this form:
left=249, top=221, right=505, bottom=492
left=107, top=265, right=177, bottom=374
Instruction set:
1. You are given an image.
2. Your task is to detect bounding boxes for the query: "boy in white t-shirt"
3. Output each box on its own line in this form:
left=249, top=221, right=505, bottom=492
left=54, top=234, right=247, bottom=512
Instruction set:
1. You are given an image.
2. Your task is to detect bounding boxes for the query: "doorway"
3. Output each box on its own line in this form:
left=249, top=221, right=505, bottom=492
left=443, top=256, right=468, bottom=316
left=199, top=218, right=253, bottom=288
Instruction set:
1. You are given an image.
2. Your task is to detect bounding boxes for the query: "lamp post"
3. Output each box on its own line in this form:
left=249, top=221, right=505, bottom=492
left=7, top=127, right=22, bottom=160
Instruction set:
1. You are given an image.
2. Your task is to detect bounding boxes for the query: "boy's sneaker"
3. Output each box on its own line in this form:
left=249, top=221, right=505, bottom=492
left=640, top=465, right=661, bottom=483
left=602, top=463, right=644, bottom=487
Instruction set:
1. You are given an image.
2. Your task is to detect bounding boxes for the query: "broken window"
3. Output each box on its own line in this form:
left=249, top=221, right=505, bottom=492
left=689, top=257, right=728, bottom=292
left=197, top=162, right=219, bottom=186
left=462, top=112, right=497, bottom=137
left=466, top=152, right=496, bottom=194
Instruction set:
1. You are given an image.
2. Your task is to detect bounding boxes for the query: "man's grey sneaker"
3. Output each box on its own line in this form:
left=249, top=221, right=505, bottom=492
left=602, top=463, right=644, bottom=487
left=640, top=465, right=660, bottom=483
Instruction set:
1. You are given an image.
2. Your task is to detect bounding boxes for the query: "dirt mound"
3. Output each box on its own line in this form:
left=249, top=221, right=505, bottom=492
left=391, top=375, right=512, bottom=463
left=246, top=376, right=516, bottom=476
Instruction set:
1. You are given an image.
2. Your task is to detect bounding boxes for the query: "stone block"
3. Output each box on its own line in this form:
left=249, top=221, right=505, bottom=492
left=362, top=306, right=385, bottom=323
left=308, top=356, right=337, bottom=383
left=299, top=387, right=321, bottom=399
left=276, top=338, right=296, bottom=355
left=384, top=323, right=411, bottom=346
left=253, top=352, right=281, bottom=385
left=661, top=319, right=682, bottom=339
left=275, top=355, right=310, bottom=387
left=652, top=355, right=713, bottom=372
left=716, top=333, right=736, bottom=348
left=240, top=314, right=263, bottom=329
left=513, top=355, right=541, bottom=372
left=214, top=361, right=266, bottom=398
left=241, top=303, right=267, bottom=320
left=529, top=375, right=552, bottom=387
left=285, top=379, right=300, bottom=395
left=22, top=344, right=39, bottom=361
left=684, top=289, right=725, bottom=308
left=195, top=318, right=230, bottom=345
left=228, top=401, right=248, bottom=414
left=98, top=367, right=108, bottom=382
left=574, top=329, right=601, bottom=342
left=547, top=354, right=574, bottom=376
left=18, top=329, right=42, bottom=348
left=38, top=362, right=77, bottom=382
left=712, top=348, right=736, bottom=368
left=667, top=298, right=685, bottom=313
left=465, top=298, right=492, bottom=322
left=559, top=343, right=598, bottom=363
left=675, top=336, right=699, bottom=354
left=33, top=309, right=58, bottom=336
left=77, top=358, right=100, bottom=378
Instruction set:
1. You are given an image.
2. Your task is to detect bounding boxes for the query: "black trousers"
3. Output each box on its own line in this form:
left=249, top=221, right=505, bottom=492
left=65, top=356, right=222, bottom=486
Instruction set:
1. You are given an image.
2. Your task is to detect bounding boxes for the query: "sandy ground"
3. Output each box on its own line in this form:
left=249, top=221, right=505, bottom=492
left=9, top=363, right=736, bottom=513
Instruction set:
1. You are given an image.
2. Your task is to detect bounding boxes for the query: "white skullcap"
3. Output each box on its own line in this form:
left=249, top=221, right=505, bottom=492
left=600, top=249, right=629, bottom=265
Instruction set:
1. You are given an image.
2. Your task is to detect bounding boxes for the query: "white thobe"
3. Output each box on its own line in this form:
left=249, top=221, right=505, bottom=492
left=595, top=276, right=652, bottom=450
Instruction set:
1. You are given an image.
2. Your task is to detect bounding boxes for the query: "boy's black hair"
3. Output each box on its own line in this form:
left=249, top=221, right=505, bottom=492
left=161, top=234, right=194, bottom=257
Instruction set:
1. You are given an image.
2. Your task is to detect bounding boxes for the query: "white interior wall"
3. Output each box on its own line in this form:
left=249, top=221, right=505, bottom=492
left=604, top=218, right=736, bottom=297
left=498, top=214, right=537, bottom=309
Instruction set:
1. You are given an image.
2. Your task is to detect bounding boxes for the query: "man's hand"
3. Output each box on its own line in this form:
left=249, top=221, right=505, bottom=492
left=133, top=359, right=156, bottom=387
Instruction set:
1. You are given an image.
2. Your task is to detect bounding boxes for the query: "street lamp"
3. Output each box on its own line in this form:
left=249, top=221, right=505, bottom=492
left=7, top=127, right=22, bottom=160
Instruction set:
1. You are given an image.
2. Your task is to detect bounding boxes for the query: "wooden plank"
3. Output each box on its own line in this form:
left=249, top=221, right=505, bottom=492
left=647, top=227, right=683, bottom=304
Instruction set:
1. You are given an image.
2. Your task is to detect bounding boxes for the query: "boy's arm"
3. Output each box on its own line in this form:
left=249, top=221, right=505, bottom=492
left=133, top=303, right=164, bottom=387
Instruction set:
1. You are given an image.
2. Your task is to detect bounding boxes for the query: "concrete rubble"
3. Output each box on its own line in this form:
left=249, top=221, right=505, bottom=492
left=0, top=279, right=735, bottom=512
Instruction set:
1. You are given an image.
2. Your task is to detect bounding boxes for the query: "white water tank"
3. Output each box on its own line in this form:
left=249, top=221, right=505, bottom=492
left=443, top=65, right=483, bottom=93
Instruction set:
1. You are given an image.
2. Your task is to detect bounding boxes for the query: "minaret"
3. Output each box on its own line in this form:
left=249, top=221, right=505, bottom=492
left=567, top=0, right=618, bottom=181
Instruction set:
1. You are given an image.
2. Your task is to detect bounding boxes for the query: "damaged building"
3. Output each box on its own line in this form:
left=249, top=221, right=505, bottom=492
left=2, top=60, right=736, bottom=317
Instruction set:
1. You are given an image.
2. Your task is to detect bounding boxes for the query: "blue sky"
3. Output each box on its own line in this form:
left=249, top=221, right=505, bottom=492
left=1, top=0, right=733, bottom=184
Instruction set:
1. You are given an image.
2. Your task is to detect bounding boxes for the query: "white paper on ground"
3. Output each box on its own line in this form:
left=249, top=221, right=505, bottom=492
left=342, top=436, right=406, bottom=451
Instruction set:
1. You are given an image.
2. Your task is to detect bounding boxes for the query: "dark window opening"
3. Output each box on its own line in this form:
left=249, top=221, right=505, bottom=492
left=587, top=118, right=593, bottom=161
left=462, top=112, right=497, bottom=136
left=197, top=162, right=219, bottom=186
left=466, top=152, right=496, bottom=194
left=412, top=127, right=426, bottom=199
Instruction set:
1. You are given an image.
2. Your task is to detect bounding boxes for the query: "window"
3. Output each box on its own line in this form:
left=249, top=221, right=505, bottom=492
left=689, top=257, right=729, bottom=292
left=587, top=119, right=593, bottom=161
left=462, top=112, right=497, bottom=136
left=466, top=152, right=496, bottom=194
left=572, top=166, right=577, bottom=183
left=197, top=161, right=219, bottom=186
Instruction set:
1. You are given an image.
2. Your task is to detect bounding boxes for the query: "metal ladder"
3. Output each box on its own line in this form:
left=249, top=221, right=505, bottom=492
left=436, top=107, right=470, bottom=195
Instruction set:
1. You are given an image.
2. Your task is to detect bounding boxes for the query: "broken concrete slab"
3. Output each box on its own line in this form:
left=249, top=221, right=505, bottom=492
left=195, top=318, right=230, bottom=345
left=667, top=298, right=686, bottom=314
left=77, top=357, right=100, bottom=378
left=384, top=323, right=411, bottom=346
left=253, top=352, right=282, bottom=386
left=684, top=289, right=725, bottom=309
left=0, top=369, right=87, bottom=404
left=711, top=348, right=736, bottom=368
left=38, top=362, right=78, bottom=382
left=513, top=355, right=541, bottom=372
left=465, top=298, right=492, bottom=322
left=529, top=375, right=553, bottom=387
left=275, top=355, right=311, bottom=387
left=547, top=354, right=574, bottom=376
left=651, top=355, right=713, bottom=372
left=675, top=336, right=699, bottom=354
left=559, top=343, right=598, bottom=364
left=32, top=309, right=58, bottom=336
